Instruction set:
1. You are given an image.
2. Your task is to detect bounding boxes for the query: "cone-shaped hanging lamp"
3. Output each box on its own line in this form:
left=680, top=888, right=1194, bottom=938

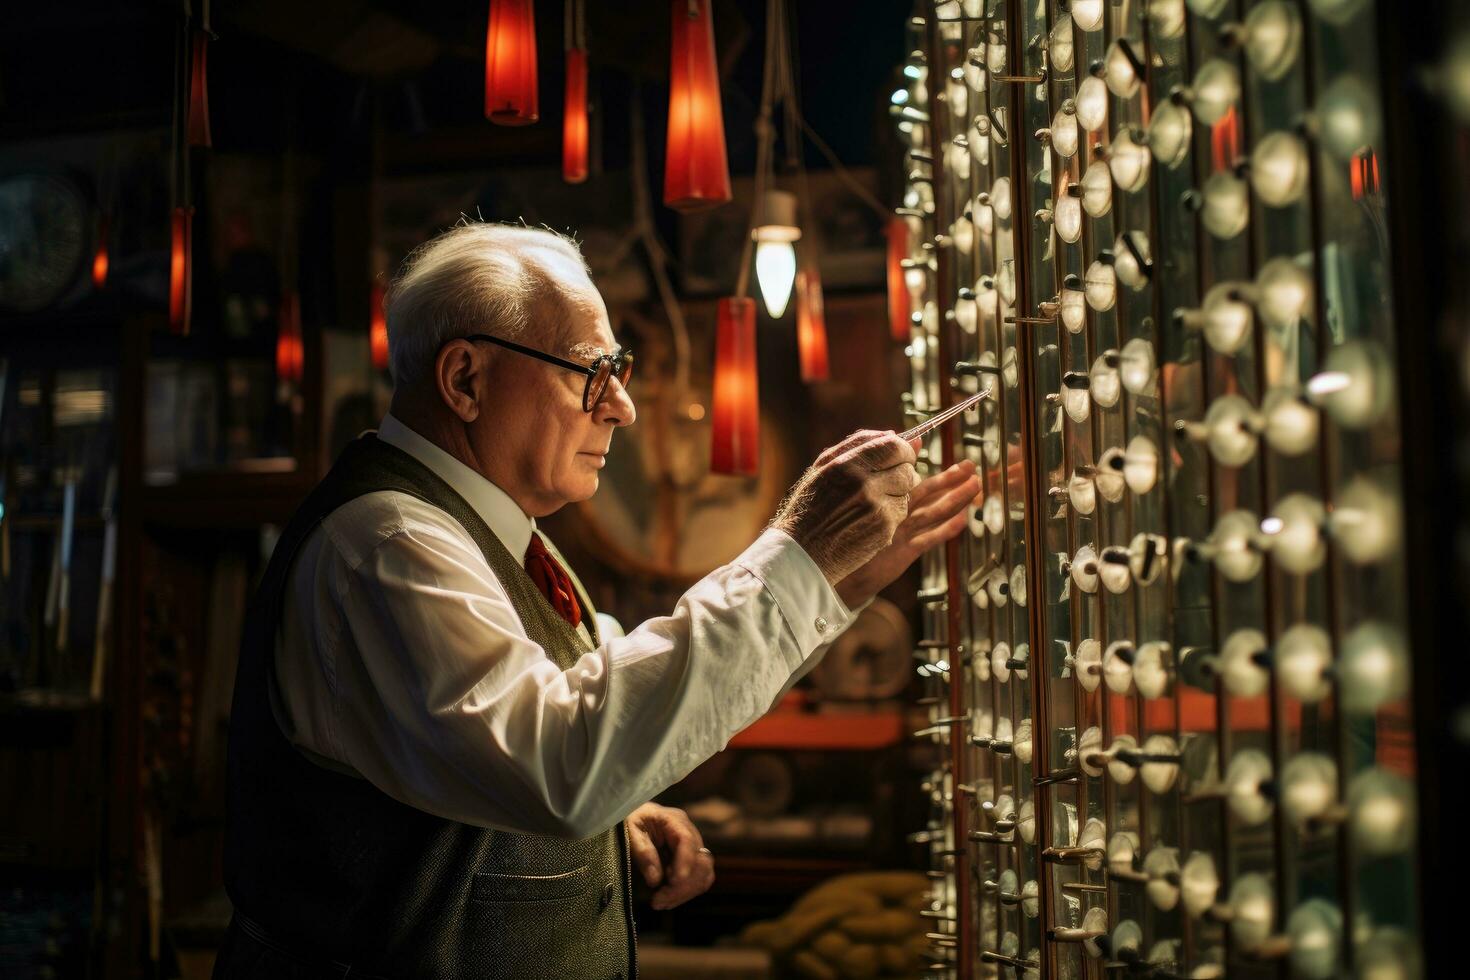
left=187, top=29, right=212, bottom=147
left=796, top=268, right=829, bottom=383
left=168, top=206, right=193, bottom=335
left=277, top=290, right=304, bottom=383
left=885, top=218, right=910, bottom=342
left=92, top=215, right=110, bottom=290
left=664, top=0, right=731, bottom=211
left=563, top=48, right=589, bottom=183
left=485, top=0, right=539, bottom=125
left=710, top=296, right=759, bottom=475
left=370, top=282, right=389, bottom=371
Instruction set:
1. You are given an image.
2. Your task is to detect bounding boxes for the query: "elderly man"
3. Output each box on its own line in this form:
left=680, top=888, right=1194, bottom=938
left=215, top=223, right=979, bottom=980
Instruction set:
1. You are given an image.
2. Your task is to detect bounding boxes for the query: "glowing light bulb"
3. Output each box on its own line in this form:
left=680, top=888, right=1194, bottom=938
left=1201, top=169, right=1250, bottom=239
left=1104, top=39, right=1144, bottom=98
left=1148, top=100, right=1193, bottom=169
left=1085, top=255, right=1117, bottom=311
left=755, top=241, right=797, bottom=318
left=991, top=176, right=1013, bottom=220
left=1191, top=58, right=1240, bottom=125
left=1049, top=14, right=1075, bottom=71
left=1244, top=2, right=1302, bottom=82
left=1255, top=257, right=1313, bottom=331
left=952, top=213, right=975, bottom=255
left=1317, top=75, right=1381, bottom=161
left=1082, top=159, right=1113, bottom=216
left=1076, top=76, right=1109, bottom=131
left=1109, top=129, right=1151, bottom=192
left=1052, top=103, right=1080, bottom=158
left=1072, top=0, right=1104, bottom=31
left=1150, top=0, right=1187, bottom=38
left=1251, top=131, right=1310, bottom=207
left=1055, top=192, right=1083, bottom=243
left=1060, top=275, right=1086, bottom=332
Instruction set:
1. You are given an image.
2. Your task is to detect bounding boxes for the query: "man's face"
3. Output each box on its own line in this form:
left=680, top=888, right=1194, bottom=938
left=470, top=263, right=635, bottom=518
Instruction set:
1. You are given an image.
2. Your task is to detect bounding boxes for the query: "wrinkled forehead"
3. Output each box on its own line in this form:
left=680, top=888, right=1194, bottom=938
left=556, top=283, right=618, bottom=361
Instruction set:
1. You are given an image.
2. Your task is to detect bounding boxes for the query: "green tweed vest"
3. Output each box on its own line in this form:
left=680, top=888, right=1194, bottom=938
left=223, top=433, right=636, bottom=980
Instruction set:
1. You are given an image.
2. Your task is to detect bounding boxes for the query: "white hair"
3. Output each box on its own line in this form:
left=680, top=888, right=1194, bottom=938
left=384, top=221, right=591, bottom=386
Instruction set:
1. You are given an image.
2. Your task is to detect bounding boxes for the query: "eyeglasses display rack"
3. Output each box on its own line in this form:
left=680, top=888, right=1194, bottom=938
left=898, top=0, right=1421, bottom=976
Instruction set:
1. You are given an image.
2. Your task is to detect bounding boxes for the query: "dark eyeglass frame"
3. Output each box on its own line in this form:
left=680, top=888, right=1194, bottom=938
left=463, top=333, right=634, bottom=413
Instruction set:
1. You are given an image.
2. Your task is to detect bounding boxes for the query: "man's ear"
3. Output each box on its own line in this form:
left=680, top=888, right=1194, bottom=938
left=435, top=341, right=482, bottom=422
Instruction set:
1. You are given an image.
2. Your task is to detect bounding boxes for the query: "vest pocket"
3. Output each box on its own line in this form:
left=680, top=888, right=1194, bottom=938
left=471, top=864, right=592, bottom=904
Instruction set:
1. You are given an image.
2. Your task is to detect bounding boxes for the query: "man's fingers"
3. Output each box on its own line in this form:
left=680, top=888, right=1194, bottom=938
left=847, top=432, right=918, bottom=472
left=908, top=461, right=978, bottom=509
left=815, top=429, right=888, bottom=468
left=628, top=825, right=664, bottom=888
left=650, top=818, right=705, bottom=910
left=907, top=507, right=972, bottom=553
left=651, top=850, right=715, bottom=910
left=907, top=473, right=982, bottom=527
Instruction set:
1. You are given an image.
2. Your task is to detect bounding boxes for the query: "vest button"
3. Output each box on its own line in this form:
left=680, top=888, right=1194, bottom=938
left=600, top=882, right=616, bottom=910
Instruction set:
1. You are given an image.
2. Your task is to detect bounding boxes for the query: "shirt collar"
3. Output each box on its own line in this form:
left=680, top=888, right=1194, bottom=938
left=376, top=412, right=537, bottom=562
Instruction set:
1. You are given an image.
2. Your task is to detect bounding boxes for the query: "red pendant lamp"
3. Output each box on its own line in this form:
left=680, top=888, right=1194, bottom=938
left=369, top=281, right=389, bottom=372
left=187, top=29, right=211, bottom=147
left=485, top=0, right=539, bottom=125
left=885, top=218, right=910, bottom=342
left=563, top=49, right=589, bottom=183
left=276, top=290, right=305, bottom=383
left=1350, top=148, right=1379, bottom=201
left=663, top=0, right=731, bottom=212
left=168, top=206, right=193, bottom=335
left=92, top=215, right=110, bottom=290
left=710, top=296, right=759, bottom=476
left=796, top=268, right=829, bottom=382
left=1211, top=105, right=1241, bottom=173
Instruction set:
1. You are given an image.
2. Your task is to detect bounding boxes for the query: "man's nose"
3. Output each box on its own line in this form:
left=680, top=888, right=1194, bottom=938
left=595, top=377, right=636, bottom=427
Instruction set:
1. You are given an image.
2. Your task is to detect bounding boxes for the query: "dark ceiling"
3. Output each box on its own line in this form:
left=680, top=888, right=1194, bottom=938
left=2, top=0, right=912, bottom=185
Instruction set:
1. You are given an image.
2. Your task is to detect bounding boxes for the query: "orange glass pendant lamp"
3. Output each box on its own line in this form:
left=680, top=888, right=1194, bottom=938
left=169, top=206, right=194, bottom=335
left=1211, top=105, right=1241, bottom=173
left=370, top=282, right=389, bottom=371
left=796, top=268, right=829, bottom=383
left=1350, top=148, right=1379, bottom=200
left=277, top=290, right=305, bottom=383
left=485, top=0, right=539, bottom=125
left=664, top=0, right=731, bottom=211
left=188, top=29, right=211, bottom=147
left=710, top=296, right=759, bottom=475
left=563, top=48, right=589, bottom=183
left=92, top=215, right=110, bottom=289
left=885, top=218, right=910, bottom=341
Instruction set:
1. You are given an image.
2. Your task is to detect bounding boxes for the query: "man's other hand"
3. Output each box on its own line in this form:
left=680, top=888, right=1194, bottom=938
left=626, top=803, right=715, bottom=911
left=835, top=459, right=981, bottom=609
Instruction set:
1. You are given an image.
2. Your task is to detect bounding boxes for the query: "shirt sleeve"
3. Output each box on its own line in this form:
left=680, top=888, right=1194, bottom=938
left=302, top=509, right=858, bottom=839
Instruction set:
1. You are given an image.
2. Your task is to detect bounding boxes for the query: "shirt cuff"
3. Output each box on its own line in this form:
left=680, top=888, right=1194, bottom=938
left=733, top=528, right=860, bottom=668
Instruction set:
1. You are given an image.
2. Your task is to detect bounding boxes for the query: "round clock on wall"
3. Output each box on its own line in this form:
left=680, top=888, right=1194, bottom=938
left=0, top=173, right=89, bottom=314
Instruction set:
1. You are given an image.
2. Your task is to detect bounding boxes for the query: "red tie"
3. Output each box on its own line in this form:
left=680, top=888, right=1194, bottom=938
left=524, top=533, right=583, bottom=628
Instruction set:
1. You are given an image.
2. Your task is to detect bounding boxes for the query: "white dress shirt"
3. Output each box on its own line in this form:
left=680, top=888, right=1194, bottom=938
left=272, top=413, right=858, bottom=839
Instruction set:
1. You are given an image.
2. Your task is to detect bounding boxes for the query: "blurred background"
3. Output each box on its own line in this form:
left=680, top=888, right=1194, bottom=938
left=0, top=1, right=948, bottom=977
